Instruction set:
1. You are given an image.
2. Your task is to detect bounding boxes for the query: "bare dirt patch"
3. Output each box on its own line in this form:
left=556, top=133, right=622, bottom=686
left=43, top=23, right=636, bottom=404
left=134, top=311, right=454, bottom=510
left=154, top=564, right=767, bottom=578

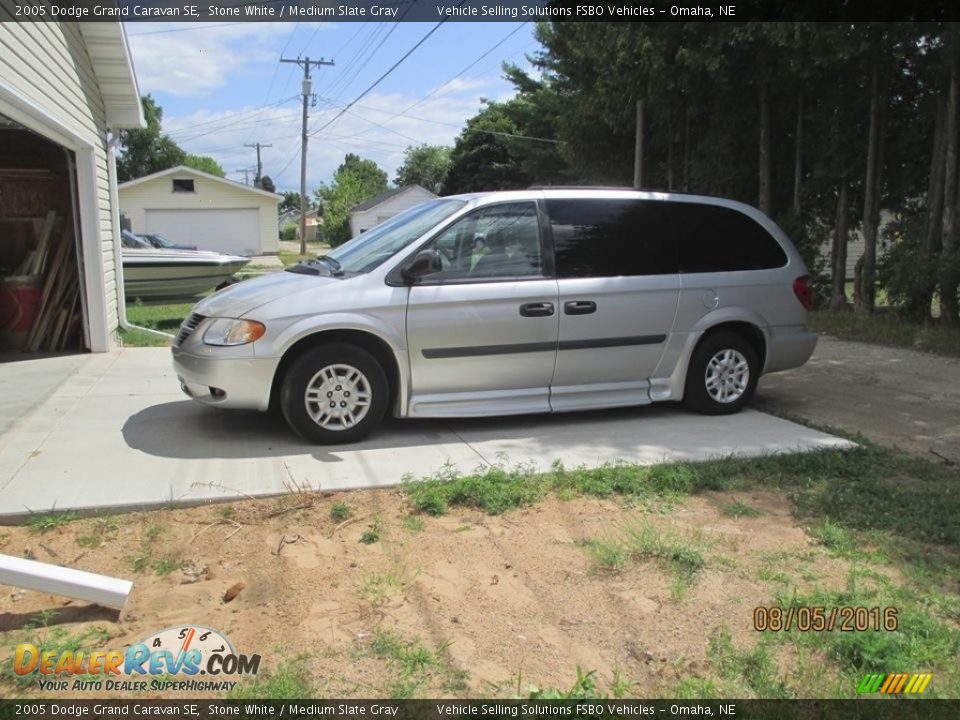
left=0, top=488, right=865, bottom=698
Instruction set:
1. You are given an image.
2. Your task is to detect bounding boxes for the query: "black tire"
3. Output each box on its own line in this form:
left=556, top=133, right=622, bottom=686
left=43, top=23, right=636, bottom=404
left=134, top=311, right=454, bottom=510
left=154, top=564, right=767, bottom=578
left=280, top=342, right=389, bottom=444
left=683, top=331, right=759, bottom=415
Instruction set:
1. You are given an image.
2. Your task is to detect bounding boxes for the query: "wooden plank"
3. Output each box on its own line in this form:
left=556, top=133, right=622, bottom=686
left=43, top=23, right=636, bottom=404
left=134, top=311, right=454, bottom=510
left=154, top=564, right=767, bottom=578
left=0, top=553, right=132, bottom=610
left=28, top=210, right=56, bottom=276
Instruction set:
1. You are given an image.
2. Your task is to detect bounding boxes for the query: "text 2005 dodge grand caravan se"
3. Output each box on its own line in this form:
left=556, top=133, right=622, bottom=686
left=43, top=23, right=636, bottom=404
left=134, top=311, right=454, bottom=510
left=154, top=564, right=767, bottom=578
left=172, top=189, right=817, bottom=444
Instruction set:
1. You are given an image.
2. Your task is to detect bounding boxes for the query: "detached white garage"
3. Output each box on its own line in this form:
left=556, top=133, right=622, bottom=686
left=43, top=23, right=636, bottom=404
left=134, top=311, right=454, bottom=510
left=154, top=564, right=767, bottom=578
left=119, top=166, right=280, bottom=256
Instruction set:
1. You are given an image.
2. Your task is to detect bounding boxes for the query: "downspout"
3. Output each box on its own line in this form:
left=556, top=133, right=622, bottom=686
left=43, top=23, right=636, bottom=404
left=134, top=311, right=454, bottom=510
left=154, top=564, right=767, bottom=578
left=106, top=131, right=174, bottom=341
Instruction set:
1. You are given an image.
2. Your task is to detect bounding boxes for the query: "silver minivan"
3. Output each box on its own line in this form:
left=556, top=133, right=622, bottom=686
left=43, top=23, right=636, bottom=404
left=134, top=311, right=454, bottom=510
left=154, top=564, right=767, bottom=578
left=172, top=189, right=817, bottom=444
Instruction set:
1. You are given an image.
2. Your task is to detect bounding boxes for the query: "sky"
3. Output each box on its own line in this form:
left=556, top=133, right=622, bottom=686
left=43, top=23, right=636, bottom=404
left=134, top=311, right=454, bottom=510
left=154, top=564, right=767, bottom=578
left=124, top=21, right=540, bottom=194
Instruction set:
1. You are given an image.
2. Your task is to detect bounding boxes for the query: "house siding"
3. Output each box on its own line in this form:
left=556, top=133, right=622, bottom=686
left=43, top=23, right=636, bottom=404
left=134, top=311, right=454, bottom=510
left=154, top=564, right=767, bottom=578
left=350, top=187, right=437, bottom=238
left=0, top=17, right=119, bottom=342
left=120, top=174, right=280, bottom=254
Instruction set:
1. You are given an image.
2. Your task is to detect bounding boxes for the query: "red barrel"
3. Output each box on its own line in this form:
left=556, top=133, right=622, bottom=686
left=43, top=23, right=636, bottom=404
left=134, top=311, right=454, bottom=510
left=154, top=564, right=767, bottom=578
left=0, top=275, right=42, bottom=351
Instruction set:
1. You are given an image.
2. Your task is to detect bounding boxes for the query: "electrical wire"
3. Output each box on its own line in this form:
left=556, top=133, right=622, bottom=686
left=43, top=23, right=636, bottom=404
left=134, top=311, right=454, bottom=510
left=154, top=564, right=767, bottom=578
left=308, top=20, right=448, bottom=139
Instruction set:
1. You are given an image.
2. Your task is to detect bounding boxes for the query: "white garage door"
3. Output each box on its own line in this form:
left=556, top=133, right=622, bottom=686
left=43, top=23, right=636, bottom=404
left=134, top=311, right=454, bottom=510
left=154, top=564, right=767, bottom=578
left=145, top=209, right=260, bottom=256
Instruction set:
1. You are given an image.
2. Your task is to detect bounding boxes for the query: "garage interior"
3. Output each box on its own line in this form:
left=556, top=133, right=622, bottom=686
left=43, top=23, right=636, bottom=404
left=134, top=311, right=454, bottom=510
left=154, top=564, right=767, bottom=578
left=0, top=113, right=87, bottom=354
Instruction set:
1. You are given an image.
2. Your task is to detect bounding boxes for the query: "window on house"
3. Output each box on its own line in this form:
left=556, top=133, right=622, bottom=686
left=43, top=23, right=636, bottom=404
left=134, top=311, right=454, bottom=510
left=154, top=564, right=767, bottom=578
left=172, top=179, right=195, bottom=193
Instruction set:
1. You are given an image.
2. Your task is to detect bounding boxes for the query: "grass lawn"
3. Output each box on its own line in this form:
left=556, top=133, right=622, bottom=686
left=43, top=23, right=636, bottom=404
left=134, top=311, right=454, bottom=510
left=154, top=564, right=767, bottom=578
left=809, top=310, right=960, bottom=357
left=118, top=302, right=193, bottom=347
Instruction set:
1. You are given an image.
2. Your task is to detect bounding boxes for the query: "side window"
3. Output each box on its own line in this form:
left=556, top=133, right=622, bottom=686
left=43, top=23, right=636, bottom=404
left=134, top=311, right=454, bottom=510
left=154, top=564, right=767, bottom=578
left=420, top=202, right=543, bottom=282
left=668, top=202, right=788, bottom=273
left=546, top=199, right=677, bottom=278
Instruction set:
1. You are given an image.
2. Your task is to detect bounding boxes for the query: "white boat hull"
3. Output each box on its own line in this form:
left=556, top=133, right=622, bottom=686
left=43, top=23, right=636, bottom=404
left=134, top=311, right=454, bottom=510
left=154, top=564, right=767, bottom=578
left=123, top=249, right=250, bottom=301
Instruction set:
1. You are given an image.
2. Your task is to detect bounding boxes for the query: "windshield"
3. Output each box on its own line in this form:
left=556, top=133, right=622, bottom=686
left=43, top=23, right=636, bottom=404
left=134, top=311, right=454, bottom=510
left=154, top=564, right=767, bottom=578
left=149, top=234, right=175, bottom=248
left=326, top=199, right=465, bottom=273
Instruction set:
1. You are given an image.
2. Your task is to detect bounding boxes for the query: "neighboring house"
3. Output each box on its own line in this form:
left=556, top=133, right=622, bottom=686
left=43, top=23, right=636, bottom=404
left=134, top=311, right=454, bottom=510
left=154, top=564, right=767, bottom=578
left=279, top=208, right=322, bottom=242
left=119, top=166, right=281, bottom=256
left=0, top=20, right=144, bottom=353
left=349, top=185, right=437, bottom=238
left=818, top=209, right=894, bottom=280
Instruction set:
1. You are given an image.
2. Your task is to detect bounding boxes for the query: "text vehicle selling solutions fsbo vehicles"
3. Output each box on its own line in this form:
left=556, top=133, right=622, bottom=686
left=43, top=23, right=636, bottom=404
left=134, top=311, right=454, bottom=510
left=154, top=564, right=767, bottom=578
left=172, top=189, right=817, bottom=444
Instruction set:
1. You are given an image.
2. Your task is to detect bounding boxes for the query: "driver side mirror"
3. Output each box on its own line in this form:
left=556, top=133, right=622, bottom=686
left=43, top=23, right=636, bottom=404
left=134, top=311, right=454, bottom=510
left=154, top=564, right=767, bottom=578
left=401, top=248, right=442, bottom=285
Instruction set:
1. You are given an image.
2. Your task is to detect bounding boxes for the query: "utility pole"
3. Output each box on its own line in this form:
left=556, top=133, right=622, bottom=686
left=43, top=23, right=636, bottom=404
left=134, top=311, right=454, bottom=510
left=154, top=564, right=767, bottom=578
left=244, top=142, right=272, bottom=186
left=233, top=168, right=252, bottom=185
left=281, top=56, right=335, bottom=255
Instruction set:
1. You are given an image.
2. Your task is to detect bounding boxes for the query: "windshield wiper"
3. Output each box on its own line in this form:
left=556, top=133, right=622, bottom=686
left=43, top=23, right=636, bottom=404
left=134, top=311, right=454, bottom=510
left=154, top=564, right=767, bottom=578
left=285, top=254, right=345, bottom=278
left=316, top=255, right=344, bottom=276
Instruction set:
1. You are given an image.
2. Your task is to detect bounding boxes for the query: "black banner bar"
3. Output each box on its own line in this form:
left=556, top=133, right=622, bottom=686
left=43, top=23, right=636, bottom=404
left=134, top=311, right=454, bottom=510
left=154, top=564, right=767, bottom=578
left=1, top=700, right=960, bottom=720
left=2, top=0, right=957, bottom=23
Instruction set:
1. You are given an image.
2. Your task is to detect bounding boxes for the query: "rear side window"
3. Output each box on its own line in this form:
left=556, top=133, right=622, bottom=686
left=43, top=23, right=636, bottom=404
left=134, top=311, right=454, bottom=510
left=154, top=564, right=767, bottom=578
left=547, top=199, right=677, bottom=278
left=667, top=202, right=788, bottom=273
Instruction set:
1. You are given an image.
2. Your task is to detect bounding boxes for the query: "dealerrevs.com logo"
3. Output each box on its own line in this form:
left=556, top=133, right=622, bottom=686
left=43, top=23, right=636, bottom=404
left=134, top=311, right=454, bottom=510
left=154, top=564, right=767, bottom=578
left=14, top=625, right=260, bottom=692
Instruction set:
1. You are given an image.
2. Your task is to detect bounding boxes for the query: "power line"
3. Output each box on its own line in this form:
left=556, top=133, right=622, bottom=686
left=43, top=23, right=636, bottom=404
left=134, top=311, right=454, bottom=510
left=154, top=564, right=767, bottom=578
left=390, top=23, right=527, bottom=121
left=167, top=95, right=299, bottom=141
left=309, top=20, right=448, bottom=139
left=126, top=23, right=245, bottom=36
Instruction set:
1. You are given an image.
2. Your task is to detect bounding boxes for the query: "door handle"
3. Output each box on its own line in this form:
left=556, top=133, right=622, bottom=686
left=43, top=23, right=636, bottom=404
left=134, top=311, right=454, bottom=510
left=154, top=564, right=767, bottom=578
left=564, top=300, right=597, bottom=315
left=519, top=302, right=555, bottom=318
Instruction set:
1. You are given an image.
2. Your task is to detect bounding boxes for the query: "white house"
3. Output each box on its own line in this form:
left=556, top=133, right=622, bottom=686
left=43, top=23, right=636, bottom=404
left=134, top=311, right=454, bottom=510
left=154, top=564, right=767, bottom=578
left=349, top=185, right=437, bottom=238
left=119, top=166, right=281, bottom=256
left=119, top=165, right=283, bottom=255
left=0, top=19, right=144, bottom=353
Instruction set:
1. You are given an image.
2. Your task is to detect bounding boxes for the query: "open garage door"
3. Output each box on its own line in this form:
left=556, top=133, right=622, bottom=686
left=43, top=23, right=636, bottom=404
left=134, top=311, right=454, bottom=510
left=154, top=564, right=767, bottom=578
left=0, top=116, right=88, bottom=353
left=145, top=209, right=259, bottom=256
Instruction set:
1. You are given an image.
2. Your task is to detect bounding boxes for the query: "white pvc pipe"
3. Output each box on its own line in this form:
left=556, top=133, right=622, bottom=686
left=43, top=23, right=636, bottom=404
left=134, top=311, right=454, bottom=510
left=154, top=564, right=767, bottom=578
left=0, top=553, right=132, bottom=610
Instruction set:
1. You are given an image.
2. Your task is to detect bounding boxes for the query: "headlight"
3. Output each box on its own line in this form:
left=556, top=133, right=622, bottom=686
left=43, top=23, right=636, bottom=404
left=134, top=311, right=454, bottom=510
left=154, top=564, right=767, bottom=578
left=202, top=318, right=266, bottom=346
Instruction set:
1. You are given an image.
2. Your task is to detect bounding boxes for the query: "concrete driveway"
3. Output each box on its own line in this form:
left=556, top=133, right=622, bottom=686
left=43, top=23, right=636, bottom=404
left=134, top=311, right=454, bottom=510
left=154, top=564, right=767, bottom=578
left=0, top=349, right=852, bottom=521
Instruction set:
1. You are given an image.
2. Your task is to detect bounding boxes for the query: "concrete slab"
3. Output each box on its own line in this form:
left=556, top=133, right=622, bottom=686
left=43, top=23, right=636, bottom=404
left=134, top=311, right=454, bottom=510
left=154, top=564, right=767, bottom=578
left=0, top=348, right=854, bottom=520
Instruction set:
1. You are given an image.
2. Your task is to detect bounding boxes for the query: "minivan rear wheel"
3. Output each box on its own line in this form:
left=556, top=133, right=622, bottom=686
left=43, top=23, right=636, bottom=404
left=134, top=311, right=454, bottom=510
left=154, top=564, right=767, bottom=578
left=683, top=331, right=759, bottom=415
left=280, top=342, right=388, bottom=444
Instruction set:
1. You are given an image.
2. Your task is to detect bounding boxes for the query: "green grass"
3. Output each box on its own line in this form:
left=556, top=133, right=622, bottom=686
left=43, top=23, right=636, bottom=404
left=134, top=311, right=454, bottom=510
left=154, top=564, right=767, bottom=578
left=279, top=251, right=309, bottom=267
left=367, top=630, right=467, bottom=698
left=706, top=627, right=793, bottom=698
left=119, top=301, right=193, bottom=347
left=809, top=309, right=960, bottom=357
left=582, top=521, right=712, bottom=597
left=228, top=654, right=315, bottom=699
left=360, top=515, right=383, bottom=544
left=719, top=500, right=762, bottom=519
left=26, top=510, right=78, bottom=533
left=401, top=516, right=425, bottom=533
left=329, top=501, right=353, bottom=522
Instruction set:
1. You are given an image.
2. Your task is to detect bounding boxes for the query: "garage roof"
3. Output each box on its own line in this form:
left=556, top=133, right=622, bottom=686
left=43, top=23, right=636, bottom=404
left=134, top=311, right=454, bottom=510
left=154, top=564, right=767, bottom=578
left=118, top=165, right=282, bottom=200
left=78, top=23, right=145, bottom=128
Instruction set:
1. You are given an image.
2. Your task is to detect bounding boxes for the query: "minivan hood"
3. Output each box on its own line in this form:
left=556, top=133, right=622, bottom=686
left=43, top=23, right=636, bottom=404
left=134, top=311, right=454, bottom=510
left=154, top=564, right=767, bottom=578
left=192, top=271, right=338, bottom=318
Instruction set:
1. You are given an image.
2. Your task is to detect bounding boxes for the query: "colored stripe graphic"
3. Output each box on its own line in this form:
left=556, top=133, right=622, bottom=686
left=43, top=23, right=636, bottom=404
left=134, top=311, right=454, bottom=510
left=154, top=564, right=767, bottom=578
left=856, top=673, right=885, bottom=693
left=859, top=673, right=933, bottom=694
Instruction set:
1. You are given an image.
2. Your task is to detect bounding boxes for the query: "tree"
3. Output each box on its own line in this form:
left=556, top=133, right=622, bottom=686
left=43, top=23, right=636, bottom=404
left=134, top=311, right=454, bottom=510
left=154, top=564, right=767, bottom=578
left=257, top=175, right=276, bottom=193
left=184, top=154, right=225, bottom=177
left=395, top=144, right=452, bottom=193
left=279, top=191, right=310, bottom=214
left=117, top=95, right=186, bottom=181
left=315, top=154, right=388, bottom=246
left=445, top=101, right=533, bottom=194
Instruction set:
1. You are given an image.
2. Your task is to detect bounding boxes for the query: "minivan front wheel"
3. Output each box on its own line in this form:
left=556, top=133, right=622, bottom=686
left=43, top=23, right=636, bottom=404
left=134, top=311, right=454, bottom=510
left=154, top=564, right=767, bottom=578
left=281, top=343, right=388, bottom=444
left=684, top=331, right=759, bottom=415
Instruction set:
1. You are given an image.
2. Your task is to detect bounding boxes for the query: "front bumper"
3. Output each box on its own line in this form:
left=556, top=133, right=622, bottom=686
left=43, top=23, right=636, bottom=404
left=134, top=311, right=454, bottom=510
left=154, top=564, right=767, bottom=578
left=764, top=325, right=818, bottom=374
left=172, top=344, right=279, bottom=411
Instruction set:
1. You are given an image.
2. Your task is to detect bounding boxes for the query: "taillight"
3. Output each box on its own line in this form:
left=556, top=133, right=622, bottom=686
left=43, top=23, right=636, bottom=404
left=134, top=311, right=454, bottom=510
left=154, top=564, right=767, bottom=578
left=793, top=275, right=813, bottom=310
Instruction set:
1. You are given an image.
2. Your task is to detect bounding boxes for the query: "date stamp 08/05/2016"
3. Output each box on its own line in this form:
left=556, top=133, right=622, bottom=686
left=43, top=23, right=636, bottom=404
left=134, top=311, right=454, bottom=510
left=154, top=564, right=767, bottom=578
left=753, top=605, right=899, bottom=633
